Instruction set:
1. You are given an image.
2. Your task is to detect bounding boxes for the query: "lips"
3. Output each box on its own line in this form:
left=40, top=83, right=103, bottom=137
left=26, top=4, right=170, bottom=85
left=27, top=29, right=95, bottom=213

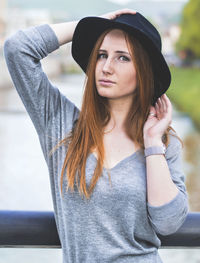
left=98, top=79, right=116, bottom=86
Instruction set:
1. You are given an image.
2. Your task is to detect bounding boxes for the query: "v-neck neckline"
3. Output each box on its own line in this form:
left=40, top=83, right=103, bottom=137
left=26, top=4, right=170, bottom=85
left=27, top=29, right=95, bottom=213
left=90, top=148, right=143, bottom=171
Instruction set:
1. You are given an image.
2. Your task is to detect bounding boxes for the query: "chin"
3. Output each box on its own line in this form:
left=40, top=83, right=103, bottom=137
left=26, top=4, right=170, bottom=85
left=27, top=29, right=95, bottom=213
left=96, top=87, right=113, bottom=98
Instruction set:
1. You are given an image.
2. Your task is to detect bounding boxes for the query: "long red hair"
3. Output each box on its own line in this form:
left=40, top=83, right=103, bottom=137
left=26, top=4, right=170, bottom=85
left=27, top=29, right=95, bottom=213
left=51, top=28, right=180, bottom=199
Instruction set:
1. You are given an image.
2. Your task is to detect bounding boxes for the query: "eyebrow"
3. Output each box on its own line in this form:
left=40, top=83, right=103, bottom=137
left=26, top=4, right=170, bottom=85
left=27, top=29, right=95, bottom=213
left=98, top=49, right=130, bottom=55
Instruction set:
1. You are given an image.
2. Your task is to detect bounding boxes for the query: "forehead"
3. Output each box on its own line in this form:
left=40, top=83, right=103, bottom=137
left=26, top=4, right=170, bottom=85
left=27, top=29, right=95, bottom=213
left=100, top=29, right=129, bottom=51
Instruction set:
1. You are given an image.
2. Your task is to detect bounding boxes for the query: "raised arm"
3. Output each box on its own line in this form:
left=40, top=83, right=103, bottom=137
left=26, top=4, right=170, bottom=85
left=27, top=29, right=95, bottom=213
left=49, top=21, right=78, bottom=46
left=143, top=94, right=188, bottom=235
left=3, top=23, right=79, bottom=139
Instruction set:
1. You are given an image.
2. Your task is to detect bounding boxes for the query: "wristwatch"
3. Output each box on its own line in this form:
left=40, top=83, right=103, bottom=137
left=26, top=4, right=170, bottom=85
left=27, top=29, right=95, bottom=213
left=144, top=144, right=166, bottom=158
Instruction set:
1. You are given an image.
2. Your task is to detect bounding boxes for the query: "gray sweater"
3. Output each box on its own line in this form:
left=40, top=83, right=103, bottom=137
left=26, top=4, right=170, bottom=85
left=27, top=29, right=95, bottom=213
left=4, top=24, right=188, bottom=263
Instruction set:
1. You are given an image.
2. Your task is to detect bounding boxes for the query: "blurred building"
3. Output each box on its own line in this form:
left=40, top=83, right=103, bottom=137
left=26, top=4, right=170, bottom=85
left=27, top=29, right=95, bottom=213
left=162, top=24, right=181, bottom=54
left=0, top=1, right=53, bottom=46
left=5, top=8, right=52, bottom=36
left=0, top=0, right=8, bottom=48
left=0, top=5, right=63, bottom=89
left=162, top=24, right=181, bottom=66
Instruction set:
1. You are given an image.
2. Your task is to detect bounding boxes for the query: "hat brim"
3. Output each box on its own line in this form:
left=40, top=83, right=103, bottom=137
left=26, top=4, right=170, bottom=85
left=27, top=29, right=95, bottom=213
left=72, top=16, right=171, bottom=104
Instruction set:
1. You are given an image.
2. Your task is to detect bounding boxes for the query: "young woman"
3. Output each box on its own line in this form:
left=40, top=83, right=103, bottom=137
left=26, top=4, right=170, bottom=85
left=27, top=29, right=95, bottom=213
left=4, top=9, right=188, bottom=263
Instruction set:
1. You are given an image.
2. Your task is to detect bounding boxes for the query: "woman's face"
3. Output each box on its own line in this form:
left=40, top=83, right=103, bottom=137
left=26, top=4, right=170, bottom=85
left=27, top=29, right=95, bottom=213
left=95, top=29, right=137, bottom=101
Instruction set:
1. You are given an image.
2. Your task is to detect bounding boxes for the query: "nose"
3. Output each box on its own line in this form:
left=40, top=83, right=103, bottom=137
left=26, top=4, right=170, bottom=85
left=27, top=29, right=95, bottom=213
left=102, top=57, right=114, bottom=75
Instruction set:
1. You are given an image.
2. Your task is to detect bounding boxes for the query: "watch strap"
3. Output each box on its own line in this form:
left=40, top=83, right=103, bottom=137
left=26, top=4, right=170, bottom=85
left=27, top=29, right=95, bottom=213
left=144, top=145, right=166, bottom=157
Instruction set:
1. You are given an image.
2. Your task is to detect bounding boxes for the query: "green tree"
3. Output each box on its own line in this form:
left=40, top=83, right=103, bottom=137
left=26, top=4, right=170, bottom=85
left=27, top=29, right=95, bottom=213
left=176, top=0, right=200, bottom=61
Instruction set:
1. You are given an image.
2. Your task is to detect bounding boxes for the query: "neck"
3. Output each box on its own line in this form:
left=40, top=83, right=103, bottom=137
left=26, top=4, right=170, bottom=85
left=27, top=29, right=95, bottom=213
left=107, top=97, right=132, bottom=131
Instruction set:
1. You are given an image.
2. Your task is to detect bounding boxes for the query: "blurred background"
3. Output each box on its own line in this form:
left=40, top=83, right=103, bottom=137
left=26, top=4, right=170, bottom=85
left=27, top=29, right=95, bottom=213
left=0, top=0, right=200, bottom=262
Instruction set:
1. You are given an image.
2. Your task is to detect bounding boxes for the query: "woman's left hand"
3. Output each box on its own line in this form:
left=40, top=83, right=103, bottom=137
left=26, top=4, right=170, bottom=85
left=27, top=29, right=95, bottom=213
left=143, top=94, right=172, bottom=147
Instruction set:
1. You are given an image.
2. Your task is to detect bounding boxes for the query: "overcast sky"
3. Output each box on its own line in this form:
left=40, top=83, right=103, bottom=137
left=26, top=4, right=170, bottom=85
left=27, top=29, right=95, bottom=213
left=108, top=0, right=188, bottom=4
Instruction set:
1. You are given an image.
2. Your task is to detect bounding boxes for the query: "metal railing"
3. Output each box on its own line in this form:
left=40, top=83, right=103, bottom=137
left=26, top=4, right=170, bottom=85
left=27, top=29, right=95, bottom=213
left=0, top=211, right=200, bottom=248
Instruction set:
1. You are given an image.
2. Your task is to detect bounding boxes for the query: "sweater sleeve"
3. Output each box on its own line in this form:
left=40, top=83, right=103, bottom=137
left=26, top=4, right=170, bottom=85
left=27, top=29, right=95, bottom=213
left=147, top=134, right=189, bottom=236
left=3, top=24, right=79, bottom=140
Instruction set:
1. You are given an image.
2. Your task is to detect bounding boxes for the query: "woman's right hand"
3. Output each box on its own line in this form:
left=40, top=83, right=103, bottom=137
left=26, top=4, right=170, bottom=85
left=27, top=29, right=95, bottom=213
left=100, top=9, right=137, bottom=20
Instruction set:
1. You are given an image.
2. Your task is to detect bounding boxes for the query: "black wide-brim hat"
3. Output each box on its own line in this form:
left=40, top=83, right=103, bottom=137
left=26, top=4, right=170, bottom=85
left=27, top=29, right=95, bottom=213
left=72, top=12, right=171, bottom=105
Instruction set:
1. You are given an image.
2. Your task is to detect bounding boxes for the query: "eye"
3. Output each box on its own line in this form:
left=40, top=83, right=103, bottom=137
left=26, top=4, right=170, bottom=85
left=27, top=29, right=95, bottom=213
left=119, top=56, right=130, bottom=62
left=97, top=53, right=107, bottom=60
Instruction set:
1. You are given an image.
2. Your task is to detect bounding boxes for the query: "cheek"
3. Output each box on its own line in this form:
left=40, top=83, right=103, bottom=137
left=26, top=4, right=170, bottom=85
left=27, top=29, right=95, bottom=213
left=130, top=71, right=137, bottom=84
left=129, top=64, right=137, bottom=83
left=122, top=68, right=137, bottom=87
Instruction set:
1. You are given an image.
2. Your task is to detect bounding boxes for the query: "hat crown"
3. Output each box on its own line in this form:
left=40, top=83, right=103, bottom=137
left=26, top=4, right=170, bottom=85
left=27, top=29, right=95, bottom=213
left=113, top=13, right=161, bottom=51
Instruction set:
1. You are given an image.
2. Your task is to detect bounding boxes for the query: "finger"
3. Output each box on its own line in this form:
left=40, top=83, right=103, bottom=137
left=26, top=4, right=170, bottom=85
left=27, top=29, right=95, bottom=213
left=164, top=94, right=172, bottom=110
left=155, top=102, right=160, bottom=119
left=163, top=94, right=172, bottom=117
left=160, top=97, right=166, bottom=114
left=163, top=95, right=168, bottom=112
left=113, top=10, right=137, bottom=20
left=101, top=9, right=137, bottom=19
left=161, top=94, right=170, bottom=112
left=149, top=106, right=156, bottom=114
left=148, top=106, right=156, bottom=118
left=160, top=95, right=167, bottom=113
left=157, top=98, right=165, bottom=119
left=159, top=95, right=172, bottom=127
left=115, top=9, right=137, bottom=15
left=157, top=98, right=163, bottom=114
